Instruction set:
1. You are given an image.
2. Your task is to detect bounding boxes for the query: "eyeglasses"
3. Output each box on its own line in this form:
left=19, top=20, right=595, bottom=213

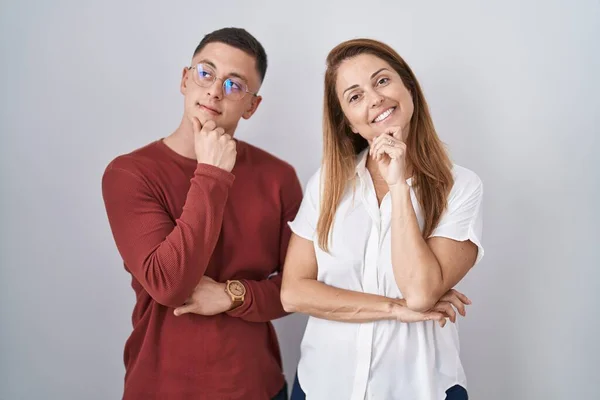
left=187, top=63, right=258, bottom=101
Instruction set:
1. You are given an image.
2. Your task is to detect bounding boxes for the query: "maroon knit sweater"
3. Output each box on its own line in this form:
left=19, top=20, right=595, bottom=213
left=102, top=139, right=303, bottom=399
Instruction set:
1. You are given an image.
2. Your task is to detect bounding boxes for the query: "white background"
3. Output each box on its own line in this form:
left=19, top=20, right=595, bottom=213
left=1, top=1, right=598, bottom=399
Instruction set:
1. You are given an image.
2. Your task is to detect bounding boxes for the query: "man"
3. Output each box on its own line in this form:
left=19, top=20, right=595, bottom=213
left=102, top=27, right=302, bottom=400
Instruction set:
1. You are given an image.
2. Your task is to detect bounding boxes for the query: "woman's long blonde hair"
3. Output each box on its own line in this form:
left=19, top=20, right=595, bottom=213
left=317, top=38, right=454, bottom=251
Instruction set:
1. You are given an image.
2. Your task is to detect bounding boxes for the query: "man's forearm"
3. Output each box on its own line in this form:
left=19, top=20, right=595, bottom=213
left=227, top=168, right=304, bottom=322
left=226, top=275, right=288, bottom=322
left=103, top=164, right=234, bottom=307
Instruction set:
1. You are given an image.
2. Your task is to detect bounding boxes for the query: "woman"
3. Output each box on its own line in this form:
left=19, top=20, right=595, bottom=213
left=281, top=38, right=484, bottom=400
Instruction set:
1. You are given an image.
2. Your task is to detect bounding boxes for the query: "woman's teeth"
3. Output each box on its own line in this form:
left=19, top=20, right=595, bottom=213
left=373, top=107, right=395, bottom=123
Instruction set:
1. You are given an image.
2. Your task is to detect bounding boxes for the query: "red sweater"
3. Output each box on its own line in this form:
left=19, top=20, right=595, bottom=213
left=101, top=139, right=303, bottom=400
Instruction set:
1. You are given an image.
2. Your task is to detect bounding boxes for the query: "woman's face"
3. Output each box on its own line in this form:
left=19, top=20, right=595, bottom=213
left=335, top=54, right=414, bottom=142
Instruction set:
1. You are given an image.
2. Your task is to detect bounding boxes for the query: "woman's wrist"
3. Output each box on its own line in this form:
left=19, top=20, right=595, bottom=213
left=390, top=299, right=408, bottom=321
left=390, top=183, right=413, bottom=219
left=389, top=182, right=411, bottom=196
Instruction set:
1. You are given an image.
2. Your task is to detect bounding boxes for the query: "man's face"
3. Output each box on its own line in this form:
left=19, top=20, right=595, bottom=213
left=181, top=42, right=262, bottom=134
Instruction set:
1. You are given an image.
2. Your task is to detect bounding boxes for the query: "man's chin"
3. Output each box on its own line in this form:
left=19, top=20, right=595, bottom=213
left=189, top=112, right=217, bottom=126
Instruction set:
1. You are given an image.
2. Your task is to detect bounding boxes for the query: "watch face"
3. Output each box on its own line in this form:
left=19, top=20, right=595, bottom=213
left=229, top=281, right=245, bottom=296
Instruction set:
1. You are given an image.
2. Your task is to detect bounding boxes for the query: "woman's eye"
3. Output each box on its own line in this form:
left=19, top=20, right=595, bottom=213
left=377, top=77, right=390, bottom=86
left=349, top=94, right=360, bottom=103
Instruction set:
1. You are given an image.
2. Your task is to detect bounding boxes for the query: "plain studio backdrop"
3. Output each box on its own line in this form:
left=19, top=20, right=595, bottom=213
left=1, top=1, right=598, bottom=399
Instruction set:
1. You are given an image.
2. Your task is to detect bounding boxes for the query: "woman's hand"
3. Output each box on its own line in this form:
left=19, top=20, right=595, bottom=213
left=393, top=289, right=471, bottom=327
left=369, top=126, right=408, bottom=187
left=393, top=302, right=449, bottom=327
left=429, top=289, right=471, bottom=323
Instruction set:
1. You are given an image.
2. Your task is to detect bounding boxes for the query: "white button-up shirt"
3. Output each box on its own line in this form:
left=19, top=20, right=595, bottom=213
left=289, top=149, right=484, bottom=400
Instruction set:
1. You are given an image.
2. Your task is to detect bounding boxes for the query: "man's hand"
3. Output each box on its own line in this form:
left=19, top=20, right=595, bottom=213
left=193, top=118, right=237, bottom=172
left=173, top=276, right=233, bottom=317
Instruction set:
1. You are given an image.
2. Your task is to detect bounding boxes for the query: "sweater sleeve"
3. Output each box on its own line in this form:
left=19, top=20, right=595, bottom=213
left=226, top=168, right=303, bottom=322
left=102, top=162, right=234, bottom=308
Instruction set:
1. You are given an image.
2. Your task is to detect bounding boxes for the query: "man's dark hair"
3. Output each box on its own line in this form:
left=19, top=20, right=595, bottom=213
left=193, top=27, right=268, bottom=83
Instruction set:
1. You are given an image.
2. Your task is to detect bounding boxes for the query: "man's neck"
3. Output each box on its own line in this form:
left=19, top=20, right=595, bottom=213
left=163, top=115, right=239, bottom=160
left=163, top=118, right=196, bottom=159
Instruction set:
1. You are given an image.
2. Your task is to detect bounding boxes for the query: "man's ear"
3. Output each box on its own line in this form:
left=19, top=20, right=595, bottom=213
left=180, top=67, right=189, bottom=95
left=242, top=95, right=262, bottom=120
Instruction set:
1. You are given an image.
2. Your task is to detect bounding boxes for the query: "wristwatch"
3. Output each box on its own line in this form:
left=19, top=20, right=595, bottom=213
left=225, top=280, right=246, bottom=310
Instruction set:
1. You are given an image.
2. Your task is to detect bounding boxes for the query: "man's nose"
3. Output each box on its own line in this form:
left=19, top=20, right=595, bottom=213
left=207, top=78, right=224, bottom=100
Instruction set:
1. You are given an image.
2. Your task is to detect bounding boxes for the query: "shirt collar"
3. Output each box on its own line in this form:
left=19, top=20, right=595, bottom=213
left=354, top=148, right=369, bottom=177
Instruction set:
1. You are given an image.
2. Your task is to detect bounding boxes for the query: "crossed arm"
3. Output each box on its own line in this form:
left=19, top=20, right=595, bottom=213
left=171, top=168, right=304, bottom=322
left=280, top=233, right=470, bottom=326
left=388, top=184, right=479, bottom=312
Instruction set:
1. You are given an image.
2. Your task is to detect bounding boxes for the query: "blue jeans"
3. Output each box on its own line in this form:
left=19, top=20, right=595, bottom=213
left=290, top=374, right=468, bottom=399
left=290, top=374, right=304, bottom=400
left=271, top=382, right=288, bottom=400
